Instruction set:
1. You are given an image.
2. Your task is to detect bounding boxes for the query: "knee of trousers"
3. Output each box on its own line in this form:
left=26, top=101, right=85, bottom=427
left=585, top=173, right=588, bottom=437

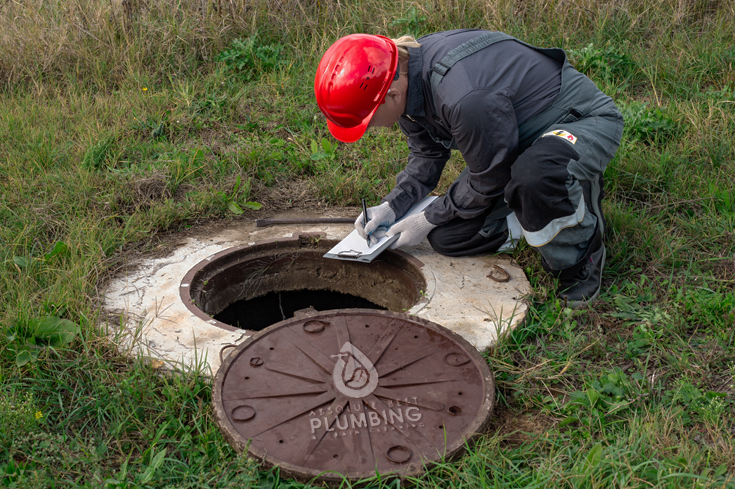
left=505, top=136, right=580, bottom=213
left=426, top=225, right=457, bottom=255
left=427, top=223, right=509, bottom=257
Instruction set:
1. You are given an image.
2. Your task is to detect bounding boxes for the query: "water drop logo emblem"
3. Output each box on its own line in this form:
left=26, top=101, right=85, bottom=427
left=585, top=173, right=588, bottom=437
left=331, top=342, right=379, bottom=398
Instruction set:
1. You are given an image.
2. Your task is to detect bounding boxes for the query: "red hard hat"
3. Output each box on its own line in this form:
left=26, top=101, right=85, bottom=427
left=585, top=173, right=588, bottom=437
left=315, top=34, right=398, bottom=143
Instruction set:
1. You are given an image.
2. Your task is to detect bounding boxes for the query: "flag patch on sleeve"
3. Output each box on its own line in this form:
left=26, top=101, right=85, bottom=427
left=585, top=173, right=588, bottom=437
left=542, top=129, right=577, bottom=144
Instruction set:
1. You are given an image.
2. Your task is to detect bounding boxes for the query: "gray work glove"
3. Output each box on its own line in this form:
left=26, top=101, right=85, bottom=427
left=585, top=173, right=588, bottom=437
left=386, top=211, right=437, bottom=249
left=355, top=202, right=396, bottom=246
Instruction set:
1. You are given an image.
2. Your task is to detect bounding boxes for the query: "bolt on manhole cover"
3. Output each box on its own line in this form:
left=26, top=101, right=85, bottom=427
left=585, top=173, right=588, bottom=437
left=213, top=309, right=495, bottom=484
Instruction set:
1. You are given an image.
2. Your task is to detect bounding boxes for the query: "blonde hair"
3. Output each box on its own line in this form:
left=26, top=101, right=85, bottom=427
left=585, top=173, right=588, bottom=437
left=392, top=36, right=421, bottom=64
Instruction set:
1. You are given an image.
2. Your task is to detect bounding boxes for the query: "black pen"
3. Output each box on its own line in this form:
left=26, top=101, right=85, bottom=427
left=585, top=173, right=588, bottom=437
left=362, top=198, right=370, bottom=248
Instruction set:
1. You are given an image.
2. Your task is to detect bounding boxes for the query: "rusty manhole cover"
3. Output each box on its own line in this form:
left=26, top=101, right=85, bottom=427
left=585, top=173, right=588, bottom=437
left=213, top=309, right=495, bottom=484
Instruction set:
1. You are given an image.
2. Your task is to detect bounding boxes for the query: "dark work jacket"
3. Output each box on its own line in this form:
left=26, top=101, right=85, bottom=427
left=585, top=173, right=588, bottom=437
left=382, top=29, right=565, bottom=226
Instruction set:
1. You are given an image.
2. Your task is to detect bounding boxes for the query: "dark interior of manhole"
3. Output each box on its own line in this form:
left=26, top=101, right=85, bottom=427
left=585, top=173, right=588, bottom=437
left=185, top=237, right=427, bottom=333
left=214, top=290, right=386, bottom=331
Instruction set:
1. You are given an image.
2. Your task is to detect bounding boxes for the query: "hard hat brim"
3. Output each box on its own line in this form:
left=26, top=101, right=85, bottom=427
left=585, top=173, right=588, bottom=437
left=326, top=112, right=373, bottom=143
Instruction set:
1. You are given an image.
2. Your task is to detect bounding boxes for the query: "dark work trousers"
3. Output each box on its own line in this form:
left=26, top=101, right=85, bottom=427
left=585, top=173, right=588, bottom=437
left=428, top=106, right=624, bottom=272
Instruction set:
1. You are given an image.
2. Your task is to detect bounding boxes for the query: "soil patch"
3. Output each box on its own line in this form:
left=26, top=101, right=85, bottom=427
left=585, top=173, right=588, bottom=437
left=252, top=178, right=327, bottom=212
left=487, top=405, right=556, bottom=447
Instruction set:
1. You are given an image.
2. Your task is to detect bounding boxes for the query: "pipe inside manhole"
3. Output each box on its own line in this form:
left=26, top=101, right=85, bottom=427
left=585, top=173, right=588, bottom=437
left=181, top=235, right=428, bottom=333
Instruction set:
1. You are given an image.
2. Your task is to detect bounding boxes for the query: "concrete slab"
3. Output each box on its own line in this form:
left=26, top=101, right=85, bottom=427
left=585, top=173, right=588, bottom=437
left=102, top=214, right=531, bottom=374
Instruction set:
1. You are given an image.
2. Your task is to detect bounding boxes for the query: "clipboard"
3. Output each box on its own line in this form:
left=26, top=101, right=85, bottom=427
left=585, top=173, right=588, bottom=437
left=324, top=196, right=438, bottom=263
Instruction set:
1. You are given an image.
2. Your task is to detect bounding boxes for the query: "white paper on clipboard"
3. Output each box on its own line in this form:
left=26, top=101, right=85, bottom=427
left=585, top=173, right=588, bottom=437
left=324, top=196, right=438, bottom=263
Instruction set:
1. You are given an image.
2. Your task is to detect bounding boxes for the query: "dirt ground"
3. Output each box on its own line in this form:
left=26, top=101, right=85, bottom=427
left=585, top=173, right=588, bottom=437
left=487, top=404, right=556, bottom=447
left=101, top=179, right=360, bottom=285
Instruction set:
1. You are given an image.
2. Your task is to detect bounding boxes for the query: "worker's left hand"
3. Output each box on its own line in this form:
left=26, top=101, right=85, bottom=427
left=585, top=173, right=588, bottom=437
left=387, top=212, right=437, bottom=249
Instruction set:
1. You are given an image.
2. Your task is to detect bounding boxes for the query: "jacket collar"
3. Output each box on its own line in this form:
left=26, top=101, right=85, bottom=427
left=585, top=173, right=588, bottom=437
left=403, top=46, right=426, bottom=118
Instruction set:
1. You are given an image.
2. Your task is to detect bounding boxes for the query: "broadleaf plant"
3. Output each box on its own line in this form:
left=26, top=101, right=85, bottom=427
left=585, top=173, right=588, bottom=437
left=10, top=316, right=80, bottom=367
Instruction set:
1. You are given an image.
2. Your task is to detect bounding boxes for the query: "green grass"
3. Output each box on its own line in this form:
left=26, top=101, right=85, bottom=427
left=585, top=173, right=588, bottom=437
left=1, top=0, right=734, bottom=487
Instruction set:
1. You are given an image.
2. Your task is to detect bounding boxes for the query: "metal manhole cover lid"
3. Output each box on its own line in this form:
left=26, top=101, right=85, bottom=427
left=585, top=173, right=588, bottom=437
left=213, top=309, right=495, bottom=484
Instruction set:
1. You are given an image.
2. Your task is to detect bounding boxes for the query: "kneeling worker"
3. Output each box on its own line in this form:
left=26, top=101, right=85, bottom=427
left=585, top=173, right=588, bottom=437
left=314, top=30, right=624, bottom=308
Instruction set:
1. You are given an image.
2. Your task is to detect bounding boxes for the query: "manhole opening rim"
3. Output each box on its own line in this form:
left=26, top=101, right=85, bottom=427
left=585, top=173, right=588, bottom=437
left=179, top=234, right=435, bottom=334
left=212, top=308, right=496, bottom=483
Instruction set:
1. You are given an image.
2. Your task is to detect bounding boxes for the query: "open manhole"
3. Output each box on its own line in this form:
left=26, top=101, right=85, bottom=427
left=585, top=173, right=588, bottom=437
left=181, top=235, right=430, bottom=333
left=212, top=309, right=495, bottom=484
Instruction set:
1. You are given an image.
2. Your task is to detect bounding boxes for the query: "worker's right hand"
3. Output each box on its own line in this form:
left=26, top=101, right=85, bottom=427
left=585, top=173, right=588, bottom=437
left=355, top=202, right=396, bottom=243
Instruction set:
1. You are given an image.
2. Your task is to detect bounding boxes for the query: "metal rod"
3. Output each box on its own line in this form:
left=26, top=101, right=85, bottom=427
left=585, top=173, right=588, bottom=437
left=255, top=218, right=354, bottom=227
